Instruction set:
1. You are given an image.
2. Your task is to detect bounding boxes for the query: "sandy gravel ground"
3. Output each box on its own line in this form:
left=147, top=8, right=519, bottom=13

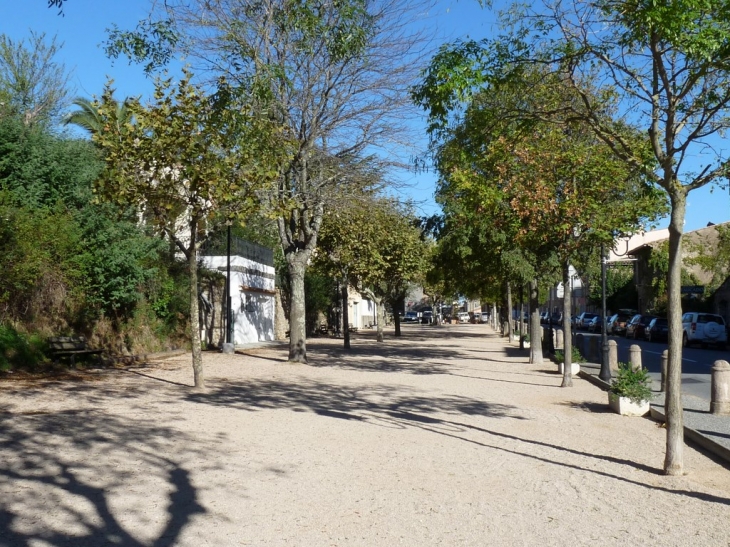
left=1, top=324, right=730, bottom=547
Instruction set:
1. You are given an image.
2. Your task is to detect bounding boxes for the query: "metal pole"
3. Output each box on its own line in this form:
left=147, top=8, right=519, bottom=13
left=226, top=224, right=232, bottom=345
left=599, top=243, right=611, bottom=381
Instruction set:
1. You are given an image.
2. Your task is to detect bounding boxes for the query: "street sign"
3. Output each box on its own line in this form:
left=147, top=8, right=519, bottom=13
left=556, top=282, right=564, bottom=299
left=681, top=285, right=705, bottom=294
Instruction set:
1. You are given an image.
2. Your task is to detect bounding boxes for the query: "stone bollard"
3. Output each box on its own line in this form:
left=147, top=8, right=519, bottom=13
left=629, top=344, right=642, bottom=371
left=222, top=342, right=235, bottom=354
left=556, top=329, right=563, bottom=350
left=608, top=340, right=618, bottom=375
left=503, top=321, right=509, bottom=338
left=660, top=350, right=668, bottom=392
left=711, top=360, right=730, bottom=415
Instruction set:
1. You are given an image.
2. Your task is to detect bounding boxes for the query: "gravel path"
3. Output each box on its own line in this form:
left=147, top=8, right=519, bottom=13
left=1, top=324, right=729, bottom=546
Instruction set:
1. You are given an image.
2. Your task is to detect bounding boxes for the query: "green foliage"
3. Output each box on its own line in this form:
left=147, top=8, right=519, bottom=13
left=0, top=117, right=103, bottom=209
left=72, top=205, right=167, bottom=316
left=0, top=323, right=46, bottom=371
left=0, top=113, right=191, bottom=354
left=0, top=31, right=71, bottom=126
left=305, top=272, right=336, bottom=335
left=588, top=263, right=638, bottom=312
left=610, top=362, right=653, bottom=404
left=554, top=346, right=583, bottom=364
left=104, top=19, right=179, bottom=75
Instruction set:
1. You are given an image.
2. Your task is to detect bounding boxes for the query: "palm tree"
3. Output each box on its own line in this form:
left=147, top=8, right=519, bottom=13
left=63, top=94, right=133, bottom=134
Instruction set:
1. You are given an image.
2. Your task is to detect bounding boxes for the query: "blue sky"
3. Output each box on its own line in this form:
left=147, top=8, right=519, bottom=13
left=3, top=0, right=729, bottom=232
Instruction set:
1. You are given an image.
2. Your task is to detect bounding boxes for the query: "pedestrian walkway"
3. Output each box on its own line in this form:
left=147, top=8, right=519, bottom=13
left=1, top=324, right=728, bottom=546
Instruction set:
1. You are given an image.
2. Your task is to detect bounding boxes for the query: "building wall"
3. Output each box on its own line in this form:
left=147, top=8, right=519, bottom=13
left=200, top=255, right=276, bottom=345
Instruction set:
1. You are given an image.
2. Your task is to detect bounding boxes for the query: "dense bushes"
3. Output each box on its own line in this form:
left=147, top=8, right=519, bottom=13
left=0, top=115, right=190, bottom=364
left=0, top=323, right=46, bottom=371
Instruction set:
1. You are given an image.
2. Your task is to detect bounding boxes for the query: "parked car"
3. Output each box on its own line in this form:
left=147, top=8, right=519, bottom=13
left=402, top=311, right=419, bottom=323
left=458, top=312, right=470, bottom=323
left=587, top=315, right=604, bottom=333
left=645, top=317, right=669, bottom=342
left=480, top=312, right=490, bottom=323
left=550, top=312, right=563, bottom=324
left=421, top=310, right=433, bottom=324
left=626, top=314, right=656, bottom=339
left=577, top=312, right=598, bottom=330
left=682, top=312, right=727, bottom=349
left=540, top=311, right=550, bottom=324
left=607, top=313, right=632, bottom=335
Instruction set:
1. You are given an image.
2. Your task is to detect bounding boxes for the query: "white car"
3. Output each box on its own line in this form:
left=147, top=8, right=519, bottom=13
left=458, top=312, right=470, bottom=323
left=682, top=312, right=727, bottom=349
left=480, top=312, right=490, bottom=323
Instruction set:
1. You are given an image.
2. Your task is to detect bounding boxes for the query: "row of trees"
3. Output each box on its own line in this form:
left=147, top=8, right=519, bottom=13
left=412, top=0, right=730, bottom=476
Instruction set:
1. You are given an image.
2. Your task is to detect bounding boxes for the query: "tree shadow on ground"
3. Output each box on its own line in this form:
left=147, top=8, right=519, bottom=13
left=557, top=401, right=614, bottom=414
left=186, top=376, right=526, bottom=424
left=0, top=410, right=205, bottom=546
left=390, top=411, right=730, bottom=507
left=308, top=343, right=455, bottom=375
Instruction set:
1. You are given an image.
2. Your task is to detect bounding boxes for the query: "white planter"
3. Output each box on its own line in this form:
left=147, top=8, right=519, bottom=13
left=523, top=342, right=530, bottom=348
left=558, top=362, right=581, bottom=375
left=608, top=393, right=650, bottom=416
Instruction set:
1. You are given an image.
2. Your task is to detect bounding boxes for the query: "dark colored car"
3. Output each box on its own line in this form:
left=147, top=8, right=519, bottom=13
left=645, top=317, right=668, bottom=342
left=550, top=312, right=563, bottom=324
left=402, top=311, right=419, bottom=323
left=587, top=315, right=604, bottom=333
left=607, top=313, right=632, bottom=336
left=577, top=312, right=598, bottom=330
left=626, top=314, right=656, bottom=339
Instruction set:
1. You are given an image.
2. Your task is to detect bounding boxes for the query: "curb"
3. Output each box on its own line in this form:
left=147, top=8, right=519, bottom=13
left=576, top=363, right=730, bottom=467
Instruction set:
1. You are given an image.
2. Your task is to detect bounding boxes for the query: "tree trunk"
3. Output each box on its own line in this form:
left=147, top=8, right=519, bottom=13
left=287, top=253, right=308, bottom=363
left=376, top=296, right=384, bottom=342
left=393, top=295, right=403, bottom=337
left=342, top=282, right=351, bottom=350
left=530, top=279, right=543, bottom=365
left=188, top=229, right=204, bottom=389
left=506, top=281, right=513, bottom=339
left=561, top=261, right=573, bottom=388
left=664, top=190, right=686, bottom=475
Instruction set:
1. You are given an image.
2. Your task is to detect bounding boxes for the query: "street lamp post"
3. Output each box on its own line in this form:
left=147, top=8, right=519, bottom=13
left=599, top=243, right=611, bottom=381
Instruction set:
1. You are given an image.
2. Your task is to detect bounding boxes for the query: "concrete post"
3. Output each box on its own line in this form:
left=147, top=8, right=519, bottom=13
left=503, top=321, right=509, bottom=338
left=222, top=343, right=235, bottom=354
left=660, top=350, right=669, bottom=392
left=556, top=328, right=563, bottom=350
left=629, top=344, right=642, bottom=371
left=608, top=340, right=618, bottom=375
left=711, top=360, right=730, bottom=415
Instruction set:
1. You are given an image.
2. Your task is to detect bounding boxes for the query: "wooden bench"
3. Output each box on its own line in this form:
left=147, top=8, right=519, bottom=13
left=48, top=336, right=103, bottom=366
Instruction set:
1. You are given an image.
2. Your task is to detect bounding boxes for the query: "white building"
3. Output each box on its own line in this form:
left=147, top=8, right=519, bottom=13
left=200, top=247, right=276, bottom=346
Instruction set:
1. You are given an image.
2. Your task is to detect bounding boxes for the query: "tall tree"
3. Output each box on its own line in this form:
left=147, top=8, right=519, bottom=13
left=316, top=194, right=429, bottom=342
left=413, top=0, right=730, bottom=475
left=0, top=32, right=71, bottom=126
left=108, top=0, right=429, bottom=363
left=91, top=71, right=284, bottom=388
left=415, top=68, right=664, bottom=381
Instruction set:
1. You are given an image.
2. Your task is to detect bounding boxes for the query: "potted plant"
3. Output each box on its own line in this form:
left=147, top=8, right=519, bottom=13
left=554, top=346, right=583, bottom=375
left=521, top=333, right=531, bottom=348
left=608, top=362, right=653, bottom=416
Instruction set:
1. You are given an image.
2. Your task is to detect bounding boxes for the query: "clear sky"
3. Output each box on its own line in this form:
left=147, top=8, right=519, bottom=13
left=3, top=0, right=729, bottom=232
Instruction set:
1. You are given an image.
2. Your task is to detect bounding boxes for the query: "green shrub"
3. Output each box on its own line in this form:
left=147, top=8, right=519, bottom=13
left=554, top=345, right=583, bottom=364
left=610, top=362, right=653, bottom=404
left=0, top=324, right=47, bottom=371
